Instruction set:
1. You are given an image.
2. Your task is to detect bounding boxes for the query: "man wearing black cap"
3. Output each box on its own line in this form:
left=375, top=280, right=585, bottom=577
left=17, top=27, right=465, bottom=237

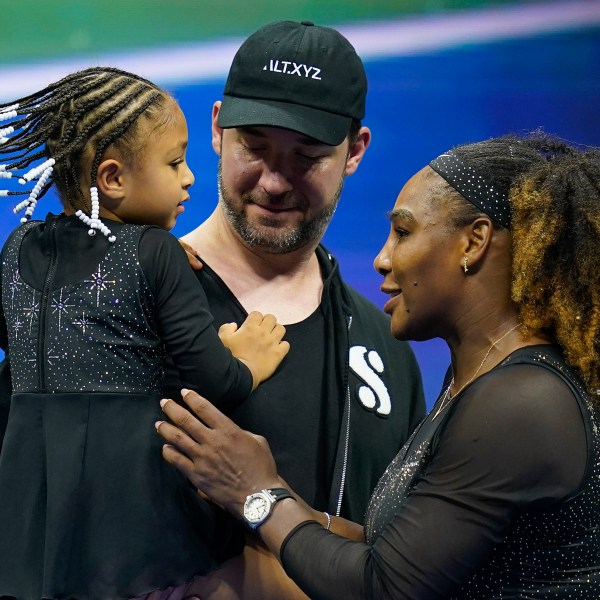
left=175, top=20, right=425, bottom=597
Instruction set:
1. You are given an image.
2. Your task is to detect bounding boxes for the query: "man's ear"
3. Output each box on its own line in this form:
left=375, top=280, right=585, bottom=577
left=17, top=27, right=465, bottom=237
left=96, top=159, right=126, bottom=204
left=344, top=126, right=371, bottom=176
left=211, top=101, right=224, bottom=157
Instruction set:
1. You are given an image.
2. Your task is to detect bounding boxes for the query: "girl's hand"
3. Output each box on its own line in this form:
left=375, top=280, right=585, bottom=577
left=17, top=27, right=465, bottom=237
left=218, top=312, right=290, bottom=389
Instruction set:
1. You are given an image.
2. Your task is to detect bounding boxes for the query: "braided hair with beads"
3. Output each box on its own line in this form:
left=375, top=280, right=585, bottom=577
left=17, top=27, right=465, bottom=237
left=0, top=66, right=172, bottom=241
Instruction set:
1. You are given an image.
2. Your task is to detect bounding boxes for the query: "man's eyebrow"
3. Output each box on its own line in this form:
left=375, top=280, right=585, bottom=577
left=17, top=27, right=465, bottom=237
left=239, top=126, right=266, bottom=138
left=387, top=208, right=415, bottom=223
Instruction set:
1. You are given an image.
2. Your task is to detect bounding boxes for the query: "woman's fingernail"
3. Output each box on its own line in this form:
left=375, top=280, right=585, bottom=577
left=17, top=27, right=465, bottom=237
left=155, top=420, right=163, bottom=430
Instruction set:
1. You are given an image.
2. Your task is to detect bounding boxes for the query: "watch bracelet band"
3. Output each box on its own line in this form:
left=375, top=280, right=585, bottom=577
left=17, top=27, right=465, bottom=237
left=266, top=487, right=294, bottom=502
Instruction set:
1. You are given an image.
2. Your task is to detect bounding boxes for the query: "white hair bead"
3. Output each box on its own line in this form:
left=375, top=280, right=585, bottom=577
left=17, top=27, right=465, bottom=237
left=75, top=187, right=116, bottom=243
left=13, top=199, right=29, bottom=211
left=19, top=157, right=55, bottom=184
left=0, top=110, right=18, bottom=122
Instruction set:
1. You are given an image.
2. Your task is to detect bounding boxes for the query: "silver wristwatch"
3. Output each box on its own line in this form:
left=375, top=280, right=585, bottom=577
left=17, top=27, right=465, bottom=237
left=242, top=487, right=294, bottom=529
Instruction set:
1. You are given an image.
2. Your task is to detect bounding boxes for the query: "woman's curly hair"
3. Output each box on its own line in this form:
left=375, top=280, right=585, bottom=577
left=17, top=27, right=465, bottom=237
left=440, top=131, right=600, bottom=395
left=511, top=148, right=600, bottom=394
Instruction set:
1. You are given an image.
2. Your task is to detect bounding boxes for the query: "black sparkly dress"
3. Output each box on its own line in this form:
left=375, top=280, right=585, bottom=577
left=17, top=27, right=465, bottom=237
left=280, top=345, right=600, bottom=599
left=0, top=215, right=253, bottom=599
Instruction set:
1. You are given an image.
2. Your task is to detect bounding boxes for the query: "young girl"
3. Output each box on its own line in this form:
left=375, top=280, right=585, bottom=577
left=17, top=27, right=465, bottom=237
left=0, top=67, right=289, bottom=599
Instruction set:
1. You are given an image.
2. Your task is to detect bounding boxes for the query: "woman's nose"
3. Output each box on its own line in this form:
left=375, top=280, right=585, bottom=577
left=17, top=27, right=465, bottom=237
left=373, top=239, right=392, bottom=275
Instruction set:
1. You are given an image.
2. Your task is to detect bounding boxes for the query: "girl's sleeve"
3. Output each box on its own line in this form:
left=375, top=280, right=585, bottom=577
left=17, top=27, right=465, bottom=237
left=280, top=364, right=588, bottom=599
left=139, top=228, right=252, bottom=410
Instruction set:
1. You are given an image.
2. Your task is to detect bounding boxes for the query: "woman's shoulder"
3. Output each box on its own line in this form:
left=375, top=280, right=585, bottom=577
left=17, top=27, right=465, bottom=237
left=464, top=346, right=580, bottom=419
left=449, top=345, right=587, bottom=458
left=440, top=344, right=590, bottom=501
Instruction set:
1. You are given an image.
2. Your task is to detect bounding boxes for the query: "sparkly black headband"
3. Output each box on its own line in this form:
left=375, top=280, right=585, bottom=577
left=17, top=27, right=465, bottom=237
left=429, top=152, right=511, bottom=228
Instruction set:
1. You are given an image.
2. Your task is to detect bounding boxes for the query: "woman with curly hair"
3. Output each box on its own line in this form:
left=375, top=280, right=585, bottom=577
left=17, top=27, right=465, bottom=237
left=157, top=132, right=600, bottom=599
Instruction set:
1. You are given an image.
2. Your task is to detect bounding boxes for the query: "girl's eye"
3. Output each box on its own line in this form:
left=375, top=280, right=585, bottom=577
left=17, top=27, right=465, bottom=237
left=171, top=160, right=183, bottom=169
left=394, top=228, right=408, bottom=238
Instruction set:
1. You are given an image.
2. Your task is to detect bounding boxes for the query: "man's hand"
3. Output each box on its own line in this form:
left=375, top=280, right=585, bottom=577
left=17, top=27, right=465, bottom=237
left=178, top=239, right=203, bottom=271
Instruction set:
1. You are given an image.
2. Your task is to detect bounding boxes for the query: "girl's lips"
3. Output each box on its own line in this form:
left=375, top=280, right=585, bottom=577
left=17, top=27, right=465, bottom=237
left=176, top=197, right=189, bottom=214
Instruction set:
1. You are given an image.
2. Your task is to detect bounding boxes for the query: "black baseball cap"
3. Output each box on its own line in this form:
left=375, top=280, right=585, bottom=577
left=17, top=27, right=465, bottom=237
left=218, top=20, right=367, bottom=146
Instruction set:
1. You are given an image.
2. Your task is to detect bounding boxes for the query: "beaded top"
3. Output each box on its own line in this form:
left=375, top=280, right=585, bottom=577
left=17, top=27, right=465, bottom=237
left=2, top=221, right=163, bottom=394
left=364, top=346, right=600, bottom=598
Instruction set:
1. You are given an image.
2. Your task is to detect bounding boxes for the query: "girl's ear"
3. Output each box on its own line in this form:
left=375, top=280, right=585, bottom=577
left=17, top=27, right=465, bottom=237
left=96, top=159, right=126, bottom=202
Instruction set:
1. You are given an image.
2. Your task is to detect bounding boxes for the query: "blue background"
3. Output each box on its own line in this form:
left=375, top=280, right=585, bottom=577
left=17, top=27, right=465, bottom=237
left=2, top=24, right=599, bottom=409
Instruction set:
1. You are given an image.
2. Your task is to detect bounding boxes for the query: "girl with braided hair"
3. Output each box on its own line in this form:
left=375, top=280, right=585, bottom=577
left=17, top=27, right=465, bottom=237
left=0, top=67, right=289, bottom=599
left=157, top=132, right=600, bottom=599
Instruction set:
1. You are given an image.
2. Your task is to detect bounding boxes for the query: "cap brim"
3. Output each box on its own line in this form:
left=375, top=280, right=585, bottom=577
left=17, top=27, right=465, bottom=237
left=218, top=96, right=351, bottom=146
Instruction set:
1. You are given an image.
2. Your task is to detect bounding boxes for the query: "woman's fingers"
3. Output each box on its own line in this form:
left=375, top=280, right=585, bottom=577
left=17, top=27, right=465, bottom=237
left=179, top=388, right=233, bottom=430
left=159, top=396, right=209, bottom=443
left=157, top=389, right=281, bottom=514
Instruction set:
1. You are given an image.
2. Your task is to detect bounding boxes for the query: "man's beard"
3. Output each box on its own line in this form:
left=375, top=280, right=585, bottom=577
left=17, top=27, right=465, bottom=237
left=217, top=161, right=343, bottom=255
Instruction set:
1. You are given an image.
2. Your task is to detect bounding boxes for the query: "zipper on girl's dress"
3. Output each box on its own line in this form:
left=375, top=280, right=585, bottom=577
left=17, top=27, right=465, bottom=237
left=37, top=218, right=58, bottom=392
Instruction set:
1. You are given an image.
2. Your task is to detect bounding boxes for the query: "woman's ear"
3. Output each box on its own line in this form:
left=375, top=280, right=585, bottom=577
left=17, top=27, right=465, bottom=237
left=96, top=158, right=126, bottom=203
left=462, top=216, right=495, bottom=271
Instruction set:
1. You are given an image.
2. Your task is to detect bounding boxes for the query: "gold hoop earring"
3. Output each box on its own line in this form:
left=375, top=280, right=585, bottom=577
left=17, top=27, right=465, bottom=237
left=462, top=256, right=469, bottom=274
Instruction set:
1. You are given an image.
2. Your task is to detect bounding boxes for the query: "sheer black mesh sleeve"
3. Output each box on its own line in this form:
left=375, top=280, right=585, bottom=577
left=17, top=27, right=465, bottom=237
left=280, top=363, right=587, bottom=599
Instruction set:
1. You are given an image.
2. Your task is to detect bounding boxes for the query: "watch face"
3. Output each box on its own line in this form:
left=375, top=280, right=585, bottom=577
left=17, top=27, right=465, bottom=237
left=246, top=495, right=269, bottom=520
left=244, top=492, right=271, bottom=526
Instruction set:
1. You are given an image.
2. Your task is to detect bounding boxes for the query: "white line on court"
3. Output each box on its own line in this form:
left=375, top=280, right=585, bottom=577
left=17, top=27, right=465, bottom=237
left=0, top=0, right=598, bottom=99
